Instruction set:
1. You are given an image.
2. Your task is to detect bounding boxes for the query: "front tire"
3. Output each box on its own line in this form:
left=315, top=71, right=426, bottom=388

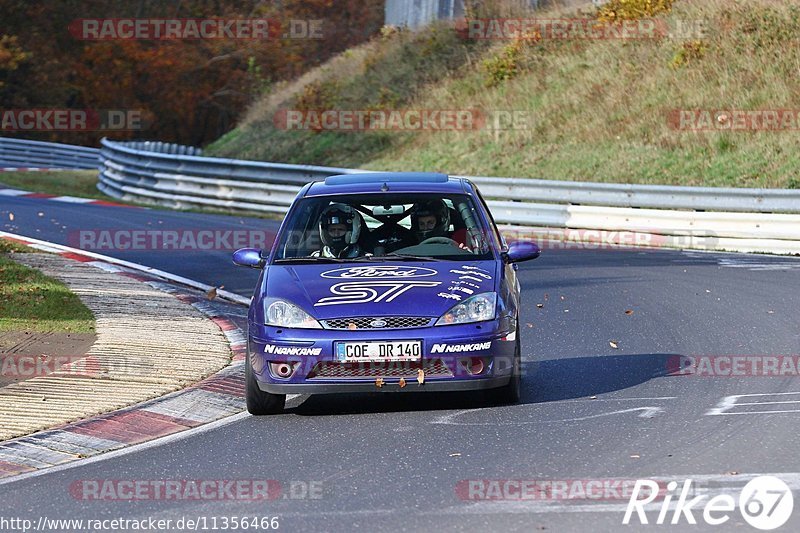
left=487, top=325, right=521, bottom=405
left=245, top=356, right=286, bottom=415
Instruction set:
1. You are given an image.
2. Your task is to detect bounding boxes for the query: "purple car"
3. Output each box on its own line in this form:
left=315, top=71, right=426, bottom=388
left=233, top=173, right=540, bottom=414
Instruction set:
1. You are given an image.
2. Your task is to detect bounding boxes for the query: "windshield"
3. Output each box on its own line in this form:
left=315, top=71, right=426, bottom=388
left=273, top=193, right=496, bottom=262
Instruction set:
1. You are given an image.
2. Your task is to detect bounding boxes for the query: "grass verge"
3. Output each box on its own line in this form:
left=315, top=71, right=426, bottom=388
left=207, top=0, right=800, bottom=189
left=0, top=171, right=284, bottom=220
left=0, top=240, right=95, bottom=333
left=0, top=170, right=110, bottom=200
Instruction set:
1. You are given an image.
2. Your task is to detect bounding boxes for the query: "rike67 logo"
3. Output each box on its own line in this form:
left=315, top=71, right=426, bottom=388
left=624, top=476, right=793, bottom=530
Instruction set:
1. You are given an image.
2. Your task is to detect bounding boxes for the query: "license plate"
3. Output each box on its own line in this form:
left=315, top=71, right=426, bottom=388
left=335, top=341, right=422, bottom=362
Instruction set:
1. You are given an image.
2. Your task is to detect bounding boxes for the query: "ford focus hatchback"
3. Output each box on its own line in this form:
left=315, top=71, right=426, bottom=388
left=233, top=173, right=540, bottom=414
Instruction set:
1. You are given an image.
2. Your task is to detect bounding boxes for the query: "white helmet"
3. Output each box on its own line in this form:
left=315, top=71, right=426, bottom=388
left=318, top=203, right=363, bottom=257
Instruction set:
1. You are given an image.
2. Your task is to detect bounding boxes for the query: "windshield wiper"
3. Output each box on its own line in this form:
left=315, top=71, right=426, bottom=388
left=275, top=254, right=446, bottom=264
left=383, top=253, right=445, bottom=262
left=273, top=257, right=347, bottom=264
left=343, top=253, right=444, bottom=262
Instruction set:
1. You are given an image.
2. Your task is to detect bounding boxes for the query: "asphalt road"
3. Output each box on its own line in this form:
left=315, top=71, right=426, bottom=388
left=2, top=195, right=800, bottom=532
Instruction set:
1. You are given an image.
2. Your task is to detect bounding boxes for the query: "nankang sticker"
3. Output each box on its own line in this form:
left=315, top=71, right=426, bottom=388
left=321, top=266, right=438, bottom=279
left=461, top=265, right=491, bottom=274
left=449, top=268, right=491, bottom=280
left=431, top=342, right=491, bottom=354
left=263, top=344, right=322, bottom=356
left=437, top=292, right=461, bottom=301
left=315, top=281, right=442, bottom=306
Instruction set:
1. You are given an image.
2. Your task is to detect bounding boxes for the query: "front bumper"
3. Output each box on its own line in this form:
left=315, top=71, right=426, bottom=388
left=248, top=318, right=517, bottom=395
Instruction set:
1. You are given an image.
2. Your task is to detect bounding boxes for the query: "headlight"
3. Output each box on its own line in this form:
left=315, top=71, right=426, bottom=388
left=435, top=292, right=497, bottom=326
left=264, top=298, right=322, bottom=329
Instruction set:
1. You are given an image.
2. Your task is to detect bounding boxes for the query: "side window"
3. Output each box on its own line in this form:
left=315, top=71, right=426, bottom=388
left=474, top=187, right=504, bottom=249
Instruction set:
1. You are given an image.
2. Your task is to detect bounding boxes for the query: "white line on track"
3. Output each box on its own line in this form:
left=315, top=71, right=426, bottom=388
left=706, top=392, right=800, bottom=416
left=0, top=393, right=301, bottom=487
left=0, top=412, right=248, bottom=486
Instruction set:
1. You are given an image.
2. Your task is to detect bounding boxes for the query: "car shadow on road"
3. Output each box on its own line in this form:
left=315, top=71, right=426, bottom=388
left=524, top=353, right=681, bottom=403
left=286, top=353, right=681, bottom=416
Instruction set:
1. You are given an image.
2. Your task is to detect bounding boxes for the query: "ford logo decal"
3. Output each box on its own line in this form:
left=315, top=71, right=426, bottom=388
left=370, top=319, right=387, bottom=328
left=321, top=266, right=438, bottom=279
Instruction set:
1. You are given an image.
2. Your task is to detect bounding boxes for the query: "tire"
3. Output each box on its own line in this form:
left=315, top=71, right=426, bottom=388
left=487, top=324, right=521, bottom=405
left=245, top=355, right=286, bottom=415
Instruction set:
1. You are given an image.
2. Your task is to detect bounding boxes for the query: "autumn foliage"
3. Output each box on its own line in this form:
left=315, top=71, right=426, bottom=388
left=0, top=0, right=383, bottom=146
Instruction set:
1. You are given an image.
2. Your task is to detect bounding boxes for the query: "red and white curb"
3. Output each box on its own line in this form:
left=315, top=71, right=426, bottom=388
left=0, top=187, right=140, bottom=209
left=0, top=232, right=257, bottom=482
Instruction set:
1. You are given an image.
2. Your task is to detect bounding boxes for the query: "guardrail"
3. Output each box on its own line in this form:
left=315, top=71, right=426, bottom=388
left=0, top=137, right=100, bottom=170
left=94, top=137, right=800, bottom=255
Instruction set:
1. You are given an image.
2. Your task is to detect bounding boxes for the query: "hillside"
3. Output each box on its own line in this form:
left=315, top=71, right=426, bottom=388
left=207, top=0, right=800, bottom=188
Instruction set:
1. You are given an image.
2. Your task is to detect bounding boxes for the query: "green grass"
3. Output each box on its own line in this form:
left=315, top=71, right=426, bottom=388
left=0, top=171, right=283, bottom=220
left=0, top=241, right=95, bottom=333
left=206, top=0, right=800, bottom=189
left=0, top=170, right=110, bottom=200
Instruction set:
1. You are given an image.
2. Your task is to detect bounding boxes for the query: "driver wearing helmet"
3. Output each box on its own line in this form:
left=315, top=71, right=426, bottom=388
left=314, top=203, right=364, bottom=258
left=411, top=200, right=451, bottom=243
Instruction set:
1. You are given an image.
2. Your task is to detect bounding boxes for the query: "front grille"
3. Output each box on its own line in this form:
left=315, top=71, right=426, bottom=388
left=321, top=316, right=432, bottom=330
left=309, top=359, right=453, bottom=379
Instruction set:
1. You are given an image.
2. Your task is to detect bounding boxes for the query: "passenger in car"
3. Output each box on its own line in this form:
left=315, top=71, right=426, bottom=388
left=411, top=200, right=450, bottom=242
left=411, top=200, right=469, bottom=249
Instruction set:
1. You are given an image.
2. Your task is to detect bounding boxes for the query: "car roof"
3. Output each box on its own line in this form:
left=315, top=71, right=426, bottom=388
left=304, top=172, right=470, bottom=197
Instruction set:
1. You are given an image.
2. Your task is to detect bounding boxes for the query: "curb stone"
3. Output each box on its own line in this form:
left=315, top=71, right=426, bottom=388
left=0, top=236, right=252, bottom=481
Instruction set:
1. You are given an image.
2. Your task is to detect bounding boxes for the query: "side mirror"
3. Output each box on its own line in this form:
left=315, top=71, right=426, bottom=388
left=504, top=241, right=541, bottom=264
left=233, top=248, right=266, bottom=269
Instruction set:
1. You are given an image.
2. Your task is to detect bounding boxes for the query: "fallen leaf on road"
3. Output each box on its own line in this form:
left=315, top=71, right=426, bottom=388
left=625, top=310, right=634, bottom=315
left=609, top=341, right=619, bottom=349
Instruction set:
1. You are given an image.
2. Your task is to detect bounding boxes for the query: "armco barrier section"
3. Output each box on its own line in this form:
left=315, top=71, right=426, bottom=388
left=92, top=138, right=800, bottom=255
left=0, top=137, right=100, bottom=170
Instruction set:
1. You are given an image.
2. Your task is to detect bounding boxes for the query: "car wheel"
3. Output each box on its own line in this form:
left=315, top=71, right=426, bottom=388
left=488, top=324, right=521, bottom=405
left=245, top=355, right=286, bottom=415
